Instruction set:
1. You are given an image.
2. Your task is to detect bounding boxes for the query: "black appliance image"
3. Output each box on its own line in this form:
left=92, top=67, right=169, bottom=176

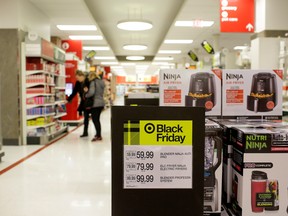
left=204, top=120, right=222, bottom=212
left=247, top=72, right=277, bottom=112
left=185, top=72, right=216, bottom=111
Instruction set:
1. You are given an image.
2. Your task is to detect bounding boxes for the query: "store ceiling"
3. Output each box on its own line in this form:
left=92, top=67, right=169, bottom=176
left=29, top=0, right=252, bottom=75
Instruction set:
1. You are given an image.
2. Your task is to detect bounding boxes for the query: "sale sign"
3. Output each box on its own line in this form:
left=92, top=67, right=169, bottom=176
left=220, top=0, right=254, bottom=33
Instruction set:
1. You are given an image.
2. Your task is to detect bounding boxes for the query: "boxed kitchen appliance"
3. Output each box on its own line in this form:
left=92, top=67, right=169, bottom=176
left=230, top=124, right=288, bottom=216
left=204, top=119, right=223, bottom=215
left=222, top=70, right=283, bottom=120
left=159, top=69, right=222, bottom=117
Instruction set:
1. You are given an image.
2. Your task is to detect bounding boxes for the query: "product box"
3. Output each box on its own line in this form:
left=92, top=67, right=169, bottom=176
left=230, top=125, right=288, bottom=216
left=222, top=70, right=283, bottom=120
left=211, top=119, right=260, bottom=206
left=204, top=119, right=223, bottom=215
left=159, top=69, right=222, bottom=117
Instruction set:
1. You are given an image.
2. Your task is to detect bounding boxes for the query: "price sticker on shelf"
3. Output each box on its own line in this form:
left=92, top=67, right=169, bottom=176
left=123, top=120, right=193, bottom=189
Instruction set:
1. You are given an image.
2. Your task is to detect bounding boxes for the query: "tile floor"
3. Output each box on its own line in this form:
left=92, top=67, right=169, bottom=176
left=0, top=96, right=230, bottom=216
left=0, top=109, right=111, bottom=216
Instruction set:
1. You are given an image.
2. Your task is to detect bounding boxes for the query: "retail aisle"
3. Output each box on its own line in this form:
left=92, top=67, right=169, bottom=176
left=0, top=109, right=111, bottom=216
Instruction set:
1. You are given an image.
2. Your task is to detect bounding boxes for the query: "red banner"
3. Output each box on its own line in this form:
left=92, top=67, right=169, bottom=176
left=220, top=0, right=254, bottom=33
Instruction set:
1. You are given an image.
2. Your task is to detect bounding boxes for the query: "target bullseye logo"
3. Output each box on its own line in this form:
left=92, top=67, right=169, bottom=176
left=144, top=123, right=155, bottom=134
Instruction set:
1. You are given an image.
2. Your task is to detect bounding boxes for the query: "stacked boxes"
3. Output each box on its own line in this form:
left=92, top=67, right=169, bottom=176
left=230, top=123, right=288, bottom=216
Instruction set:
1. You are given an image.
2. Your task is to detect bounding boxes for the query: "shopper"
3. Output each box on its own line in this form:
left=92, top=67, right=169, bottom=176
left=66, top=70, right=90, bottom=137
left=84, top=70, right=105, bottom=142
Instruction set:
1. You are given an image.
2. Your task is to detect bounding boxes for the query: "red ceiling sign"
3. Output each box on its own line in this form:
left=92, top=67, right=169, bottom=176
left=220, top=0, right=254, bottom=33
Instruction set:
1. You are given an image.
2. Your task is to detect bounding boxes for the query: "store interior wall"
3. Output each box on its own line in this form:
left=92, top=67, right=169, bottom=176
left=0, top=0, right=50, bottom=41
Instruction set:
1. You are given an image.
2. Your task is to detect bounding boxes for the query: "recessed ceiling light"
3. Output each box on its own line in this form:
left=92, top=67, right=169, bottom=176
left=126, top=56, right=145, bottom=61
left=57, top=25, right=97, bottom=31
left=233, top=46, right=248, bottom=50
left=154, top=57, right=174, bottom=61
left=117, top=20, right=153, bottom=31
left=69, top=35, right=103, bottom=40
left=164, top=40, right=193, bottom=44
left=175, top=20, right=214, bottom=27
left=100, top=62, right=118, bottom=65
left=83, top=46, right=110, bottom=51
left=123, top=44, right=148, bottom=51
left=94, top=56, right=115, bottom=60
left=158, top=50, right=182, bottom=54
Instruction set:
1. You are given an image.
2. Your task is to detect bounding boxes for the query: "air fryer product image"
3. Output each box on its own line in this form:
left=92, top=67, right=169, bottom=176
left=204, top=119, right=223, bottom=215
left=159, top=69, right=222, bottom=117
left=247, top=73, right=277, bottom=112
left=222, top=69, right=282, bottom=120
left=185, top=73, right=216, bottom=111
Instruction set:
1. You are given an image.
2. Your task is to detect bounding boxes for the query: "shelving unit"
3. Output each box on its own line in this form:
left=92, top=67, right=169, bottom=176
left=22, top=36, right=69, bottom=145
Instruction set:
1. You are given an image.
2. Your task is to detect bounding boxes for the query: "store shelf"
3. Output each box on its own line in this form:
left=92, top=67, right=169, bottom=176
left=26, top=93, right=54, bottom=98
left=27, top=126, right=68, bottom=145
left=27, top=112, right=56, bottom=120
left=27, top=122, right=56, bottom=129
left=26, top=83, right=55, bottom=88
left=26, top=103, right=55, bottom=109
left=55, top=100, right=66, bottom=105
left=26, top=70, right=54, bottom=76
left=54, top=113, right=67, bottom=119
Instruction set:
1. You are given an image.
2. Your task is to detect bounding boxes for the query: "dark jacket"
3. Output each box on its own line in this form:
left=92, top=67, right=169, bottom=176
left=67, top=77, right=90, bottom=114
left=85, top=78, right=105, bottom=108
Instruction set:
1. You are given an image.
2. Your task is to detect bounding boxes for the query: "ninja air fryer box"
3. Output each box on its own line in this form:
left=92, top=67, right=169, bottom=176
left=230, top=125, right=288, bottom=216
left=222, top=70, right=283, bottom=120
left=204, top=119, right=223, bottom=215
left=159, top=69, right=222, bottom=117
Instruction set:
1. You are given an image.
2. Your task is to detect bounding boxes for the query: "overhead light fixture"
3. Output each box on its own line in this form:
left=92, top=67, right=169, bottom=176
left=234, top=46, right=249, bottom=50
left=164, top=39, right=193, bottom=44
left=57, top=25, right=97, bottom=31
left=123, top=44, right=148, bottom=51
left=126, top=56, right=145, bottom=61
left=94, top=56, right=115, bottom=60
left=158, top=50, right=181, bottom=54
left=154, top=57, right=174, bottom=61
left=83, top=46, right=110, bottom=51
left=117, top=20, right=153, bottom=31
left=175, top=20, right=214, bottom=27
left=69, top=35, right=103, bottom=40
left=100, top=62, right=118, bottom=65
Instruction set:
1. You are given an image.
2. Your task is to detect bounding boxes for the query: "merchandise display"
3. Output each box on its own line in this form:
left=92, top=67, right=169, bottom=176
left=159, top=69, right=222, bottom=117
left=24, top=36, right=68, bottom=145
left=204, top=119, right=223, bottom=215
left=230, top=124, right=288, bottom=216
left=222, top=70, right=283, bottom=119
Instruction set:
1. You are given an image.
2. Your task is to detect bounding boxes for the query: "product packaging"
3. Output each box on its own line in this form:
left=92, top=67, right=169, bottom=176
left=203, top=119, right=223, bottom=215
left=230, top=124, right=288, bottom=215
left=159, top=69, right=222, bottom=117
left=222, top=70, right=283, bottom=120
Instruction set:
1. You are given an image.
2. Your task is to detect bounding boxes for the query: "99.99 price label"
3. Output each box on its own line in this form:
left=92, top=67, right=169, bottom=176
left=123, top=120, right=193, bottom=189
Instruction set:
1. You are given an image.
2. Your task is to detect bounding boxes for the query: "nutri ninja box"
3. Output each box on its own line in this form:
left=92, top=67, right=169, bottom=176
left=204, top=119, right=223, bottom=216
left=230, top=124, right=288, bottom=216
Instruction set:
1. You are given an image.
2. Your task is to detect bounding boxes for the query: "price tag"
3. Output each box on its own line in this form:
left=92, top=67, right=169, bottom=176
left=123, top=120, right=193, bottom=189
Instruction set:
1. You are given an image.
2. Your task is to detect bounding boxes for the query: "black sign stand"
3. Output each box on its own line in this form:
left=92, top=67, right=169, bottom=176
left=111, top=106, right=205, bottom=216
